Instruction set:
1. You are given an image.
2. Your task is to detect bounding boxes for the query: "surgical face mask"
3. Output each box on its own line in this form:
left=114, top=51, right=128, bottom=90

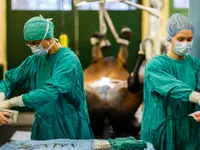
left=173, top=41, right=192, bottom=56
left=168, top=35, right=193, bottom=56
left=30, top=40, right=56, bottom=56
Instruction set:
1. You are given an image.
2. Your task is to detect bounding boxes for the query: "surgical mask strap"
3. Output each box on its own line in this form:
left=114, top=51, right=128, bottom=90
left=40, top=20, right=49, bottom=44
left=46, top=40, right=56, bottom=51
left=38, top=14, right=53, bottom=46
left=168, top=35, right=176, bottom=43
left=55, top=38, right=59, bottom=43
left=168, top=35, right=192, bottom=44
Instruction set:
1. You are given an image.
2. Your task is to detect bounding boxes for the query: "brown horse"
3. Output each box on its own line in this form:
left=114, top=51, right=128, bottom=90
left=84, top=29, right=145, bottom=138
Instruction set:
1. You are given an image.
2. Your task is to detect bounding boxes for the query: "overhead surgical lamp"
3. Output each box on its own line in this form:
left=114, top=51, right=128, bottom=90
left=74, top=0, right=100, bottom=6
left=73, top=0, right=162, bottom=56
left=74, top=0, right=160, bottom=18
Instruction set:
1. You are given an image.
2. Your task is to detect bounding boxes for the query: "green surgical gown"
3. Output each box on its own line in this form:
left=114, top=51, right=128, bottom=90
left=0, top=47, right=94, bottom=140
left=141, top=54, right=200, bottom=150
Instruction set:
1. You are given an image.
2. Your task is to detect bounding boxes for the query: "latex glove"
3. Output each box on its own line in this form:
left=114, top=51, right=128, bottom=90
left=189, top=91, right=200, bottom=105
left=189, top=111, right=200, bottom=122
left=0, top=111, right=12, bottom=126
left=0, top=95, right=24, bottom=109
left=0, top=92, right=5, bottom=102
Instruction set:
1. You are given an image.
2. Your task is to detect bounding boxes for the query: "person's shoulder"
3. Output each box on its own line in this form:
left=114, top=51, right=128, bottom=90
left=57, top=47, right=80, bottom=64
left=25, top=55, right=35, bottom=60
left=21, top=55, right=35, bottom=65
left=187, top=55, right=200, bottom=69
left=59, top=47, right=77, bottom=58
left=188, top=55, right=200, bottom=63
left=146, top=54, right=167, bottom=68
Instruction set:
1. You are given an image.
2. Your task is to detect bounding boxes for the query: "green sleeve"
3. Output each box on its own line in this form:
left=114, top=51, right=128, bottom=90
left=145, top=58, right=193, bottom=101
left=192, top=57, right=200, bottom=92
left=22, top=53, right=80, bottom=108
left=0, top=56, right=32, bottom=98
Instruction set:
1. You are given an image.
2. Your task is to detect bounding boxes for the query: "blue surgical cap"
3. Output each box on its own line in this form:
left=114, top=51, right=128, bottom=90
left=166, top=13, right=194, bottom=41
left=24, top=15, right=54, bottom=42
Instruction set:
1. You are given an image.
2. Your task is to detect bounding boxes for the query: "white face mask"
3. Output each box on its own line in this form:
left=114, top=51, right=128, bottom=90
left=169, top=35, right=193, bottom=56
left=29, top=20, right=56, bottom=56
left=30, top=41, right=56, bottom=56
left=173, top=41, right=193, bottom=56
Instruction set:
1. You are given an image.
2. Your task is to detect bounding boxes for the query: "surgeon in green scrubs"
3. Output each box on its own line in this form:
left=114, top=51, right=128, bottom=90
left=0, top=15, right=94, bottom=140
left=141, top=13, right=200, bottom=150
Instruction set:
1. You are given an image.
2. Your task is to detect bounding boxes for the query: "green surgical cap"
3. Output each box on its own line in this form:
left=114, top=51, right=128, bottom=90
left=23, top=15, right=54, bottom=42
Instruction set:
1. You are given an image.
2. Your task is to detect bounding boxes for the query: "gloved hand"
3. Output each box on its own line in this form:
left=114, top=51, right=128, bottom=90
left=0, top=111, right=12, bottom=126
left=189, top=91, right=200, bottom=105
left=189, top=111, right=200, bottom=122
left=0, top=95, right=24, bottom=109
left=0, top=92, right=5, bottom=102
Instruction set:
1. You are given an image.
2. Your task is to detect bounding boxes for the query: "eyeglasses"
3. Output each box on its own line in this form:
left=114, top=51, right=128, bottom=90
left=25, top=40, right=41, bottom=47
